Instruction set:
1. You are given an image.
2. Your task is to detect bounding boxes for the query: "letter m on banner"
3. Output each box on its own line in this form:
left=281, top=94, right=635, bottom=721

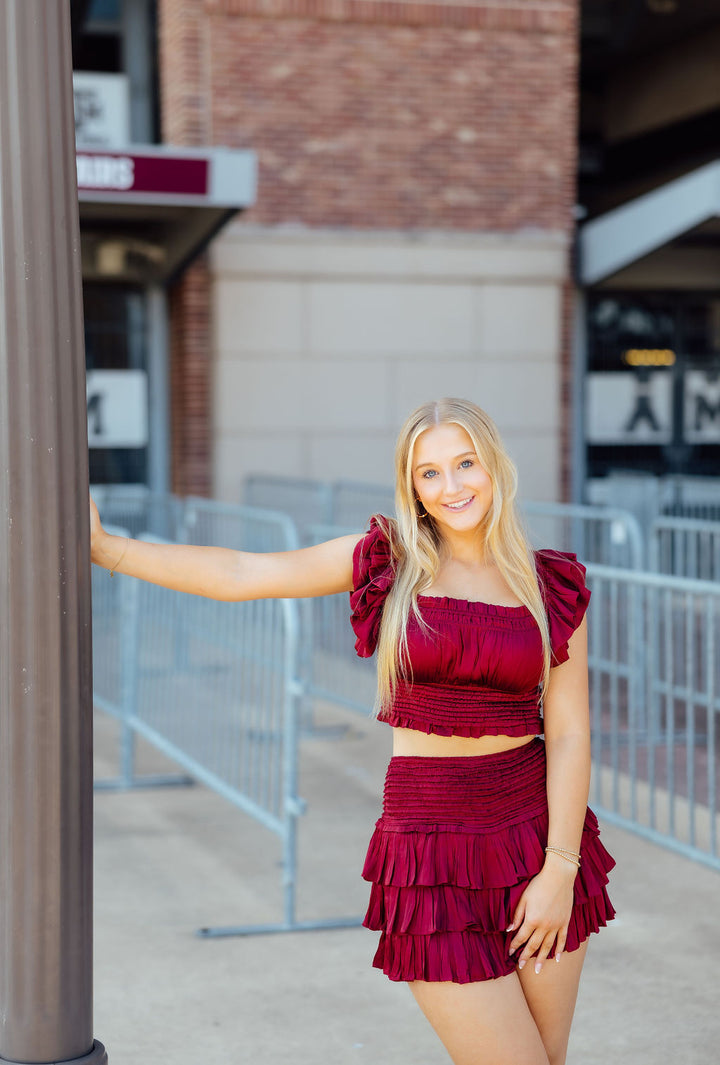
left=684, top=371, right=720, bottom=443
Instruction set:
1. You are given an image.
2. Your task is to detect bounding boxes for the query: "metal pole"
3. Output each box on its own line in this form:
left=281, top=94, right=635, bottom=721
left=571, top=287, right=588, bottom=504
left=0, top=3, right=107, bottom=1062
left=147, top=284, right=171, bottom=499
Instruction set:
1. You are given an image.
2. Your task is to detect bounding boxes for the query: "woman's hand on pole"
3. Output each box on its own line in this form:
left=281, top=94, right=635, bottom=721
left=89, top=493, right=106, bottom=560
left=89, top=493, right=128, bottom=573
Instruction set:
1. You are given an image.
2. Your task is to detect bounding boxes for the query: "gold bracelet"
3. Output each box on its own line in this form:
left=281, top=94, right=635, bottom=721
left=546, top=843, right=581, bottom=858
left=109, top=537, right=129, bottom=577
left=545, top=846, right=581, bottom=867
left=546, top=844, right=582, bottom=862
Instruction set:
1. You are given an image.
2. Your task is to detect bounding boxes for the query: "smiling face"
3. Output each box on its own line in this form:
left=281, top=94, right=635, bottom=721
left=411, top=422, right=494, bottom=536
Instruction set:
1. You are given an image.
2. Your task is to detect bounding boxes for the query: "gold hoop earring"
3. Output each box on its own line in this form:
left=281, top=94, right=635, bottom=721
left=416, top=501, right=428, bottom=518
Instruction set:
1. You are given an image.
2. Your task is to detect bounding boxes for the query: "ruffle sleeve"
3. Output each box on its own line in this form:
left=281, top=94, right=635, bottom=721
left=534, top=549, right=591, bottom=666
left=349, top=516, right=395, bottom=658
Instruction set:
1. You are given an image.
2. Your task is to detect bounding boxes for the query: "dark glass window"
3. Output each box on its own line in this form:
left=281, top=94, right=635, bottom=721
left=73, top=0, right=122, bottom=73
left=85, top=284, right=148, bottom=486
left=587, top=292, right=720, bottom=478
left=588, top=295, right=676, bottom=372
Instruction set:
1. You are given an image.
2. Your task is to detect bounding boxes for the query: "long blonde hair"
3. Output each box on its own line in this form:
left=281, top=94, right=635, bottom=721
left=374, top=398, right=551, bottom=711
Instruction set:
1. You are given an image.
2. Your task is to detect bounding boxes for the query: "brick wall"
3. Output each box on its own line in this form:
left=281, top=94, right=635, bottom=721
left=159, top=1, right=212, bottom=494
left=207, top=0, right=578, bottom=233
left=158, top=0, right=210, bottom=145
left=160, top=0, right=578, bottom=233
left=168, top=258, right=212, bottom=497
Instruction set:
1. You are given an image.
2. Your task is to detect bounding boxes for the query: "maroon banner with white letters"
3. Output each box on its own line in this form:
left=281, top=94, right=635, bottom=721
left=77, top=150, right=209, bottom=196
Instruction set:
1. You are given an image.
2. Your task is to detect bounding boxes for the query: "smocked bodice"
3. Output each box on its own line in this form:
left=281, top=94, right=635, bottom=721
left=349, top=516, right=590, bottom=738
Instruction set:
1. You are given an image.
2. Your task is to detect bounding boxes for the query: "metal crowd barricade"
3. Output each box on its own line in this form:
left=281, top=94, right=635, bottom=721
left=331, top=481, right=395, bottom=527
left=178, top=497, right=322, bottom=734
left=650, top=516, right=720, bottom=582
left=586, top=564, right=719, bottom=870
left=177, top=496, right=348, bottom=737
left=662, top=475, right=720, bottom=522
left=243, top=474, right=333, bottom=541
left=243, top=473, right=394, bottom=540
left=305, top=524, right=377, bottom=716
left=522, top=501, right=644, bottom=569
left=92, top=523, right=193, bottom=793
left=589, top=471, right=667, bottom=538
left=174, top=498, right=317, bottom=738
left=92, top=516, right=362, bottom=936
left=180, top=496, right=301, bottom=553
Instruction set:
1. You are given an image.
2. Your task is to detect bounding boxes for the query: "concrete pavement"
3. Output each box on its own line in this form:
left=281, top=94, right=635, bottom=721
left=93, top=705, right=720, bottom=1064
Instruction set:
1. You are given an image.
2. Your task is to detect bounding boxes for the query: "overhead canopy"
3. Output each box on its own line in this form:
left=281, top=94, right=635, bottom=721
left=578, top=160, right=720, bottom=286
left=78, top=145, right=257, bottom=283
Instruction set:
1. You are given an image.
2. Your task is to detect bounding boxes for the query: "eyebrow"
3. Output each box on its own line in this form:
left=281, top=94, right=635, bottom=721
left=413, top=451, right=477, bottom=471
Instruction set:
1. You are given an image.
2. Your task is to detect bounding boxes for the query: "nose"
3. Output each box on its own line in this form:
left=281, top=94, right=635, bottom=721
left=445, top=468, right=462, bottom=495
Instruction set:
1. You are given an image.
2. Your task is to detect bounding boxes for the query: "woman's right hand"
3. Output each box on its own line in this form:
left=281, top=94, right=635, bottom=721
left=89, top=493, right=107, bottom=563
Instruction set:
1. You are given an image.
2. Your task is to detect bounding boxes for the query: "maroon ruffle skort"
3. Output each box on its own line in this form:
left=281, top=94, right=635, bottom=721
left=362, top=737, right=616, bottom=984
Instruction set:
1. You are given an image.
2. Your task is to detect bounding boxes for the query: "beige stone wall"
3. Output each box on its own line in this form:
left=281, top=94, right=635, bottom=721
left=210, top=226, right=568, bottom=507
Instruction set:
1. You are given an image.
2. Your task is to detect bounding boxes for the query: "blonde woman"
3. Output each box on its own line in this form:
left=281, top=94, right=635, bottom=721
left=90, top=398, right=615, bottom=1065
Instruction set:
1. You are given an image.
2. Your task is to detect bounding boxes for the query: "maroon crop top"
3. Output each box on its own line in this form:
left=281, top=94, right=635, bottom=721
left=349, top=516, right=591, bottom=739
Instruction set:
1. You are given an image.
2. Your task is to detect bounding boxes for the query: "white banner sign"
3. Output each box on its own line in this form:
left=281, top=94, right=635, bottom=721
left=684, top=371, right=720, bottom=443
left=586, top=371, right=673, bottom=444
left=87, top=370, right=148, bottom=448
left=73, top=72, right=130, bottom=148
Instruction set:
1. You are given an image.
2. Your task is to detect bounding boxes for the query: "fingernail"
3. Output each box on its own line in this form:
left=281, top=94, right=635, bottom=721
left=535, top=962, right=542, bottom=974
left=508, top=947, right=515, bottom=956
left=555, top=952, right=562, bottom=964
left=518, top=959, right=526, bottom=970
left=506, top=924, right=514, bottom=932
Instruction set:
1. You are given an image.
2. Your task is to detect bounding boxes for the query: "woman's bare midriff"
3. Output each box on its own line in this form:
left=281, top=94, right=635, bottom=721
left=391, top=727, right=538, bottom=758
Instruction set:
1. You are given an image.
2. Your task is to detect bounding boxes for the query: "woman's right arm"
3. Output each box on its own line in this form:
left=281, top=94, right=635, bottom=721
left=90, top=496, right=362, bottom=602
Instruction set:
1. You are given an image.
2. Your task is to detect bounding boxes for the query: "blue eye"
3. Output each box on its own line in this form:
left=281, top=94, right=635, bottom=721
left=460, top=459, right=473, bottom=469
left=422, top=469, right=437, bottom=479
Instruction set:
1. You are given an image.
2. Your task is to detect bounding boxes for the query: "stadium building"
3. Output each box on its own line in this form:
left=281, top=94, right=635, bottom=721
left=74, top=0, right=720, bottom=509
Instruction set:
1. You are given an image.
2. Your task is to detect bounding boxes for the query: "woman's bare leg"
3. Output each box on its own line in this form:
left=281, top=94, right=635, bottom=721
left=409, top=973, right=550, bottom=1065
left=518, top=941, right=588, bottom=1065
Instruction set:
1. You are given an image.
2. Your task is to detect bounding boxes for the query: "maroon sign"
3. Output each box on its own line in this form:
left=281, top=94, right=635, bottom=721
left=77, top=151, right=209, bottom=197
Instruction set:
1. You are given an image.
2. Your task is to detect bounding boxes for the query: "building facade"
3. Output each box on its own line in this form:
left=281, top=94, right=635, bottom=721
left=76, top=0, right=720, bottom=511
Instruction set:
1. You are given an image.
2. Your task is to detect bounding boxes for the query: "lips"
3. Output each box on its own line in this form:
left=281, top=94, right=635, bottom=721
left=442, top=496, right=475, bottom=512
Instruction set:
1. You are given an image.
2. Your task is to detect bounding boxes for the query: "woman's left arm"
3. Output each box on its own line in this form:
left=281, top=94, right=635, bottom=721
left=508, top=617, right=591, bottom=973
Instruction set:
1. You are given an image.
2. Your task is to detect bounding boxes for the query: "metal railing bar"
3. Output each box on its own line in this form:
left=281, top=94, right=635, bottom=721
left=686, top=590, right=696, bottom=847
left=707, top=600, right=717, bottom=857
left=124, top=714, right=285, bottom=835
left=590, top=576, right=603, bottom=809
left=592, top=807, right=720, bottom=873
left=664, top=586, right=675, bottom=838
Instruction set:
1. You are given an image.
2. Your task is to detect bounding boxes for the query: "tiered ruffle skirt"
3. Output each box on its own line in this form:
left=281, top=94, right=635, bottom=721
left=362, top=738, right=616, bottom=983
